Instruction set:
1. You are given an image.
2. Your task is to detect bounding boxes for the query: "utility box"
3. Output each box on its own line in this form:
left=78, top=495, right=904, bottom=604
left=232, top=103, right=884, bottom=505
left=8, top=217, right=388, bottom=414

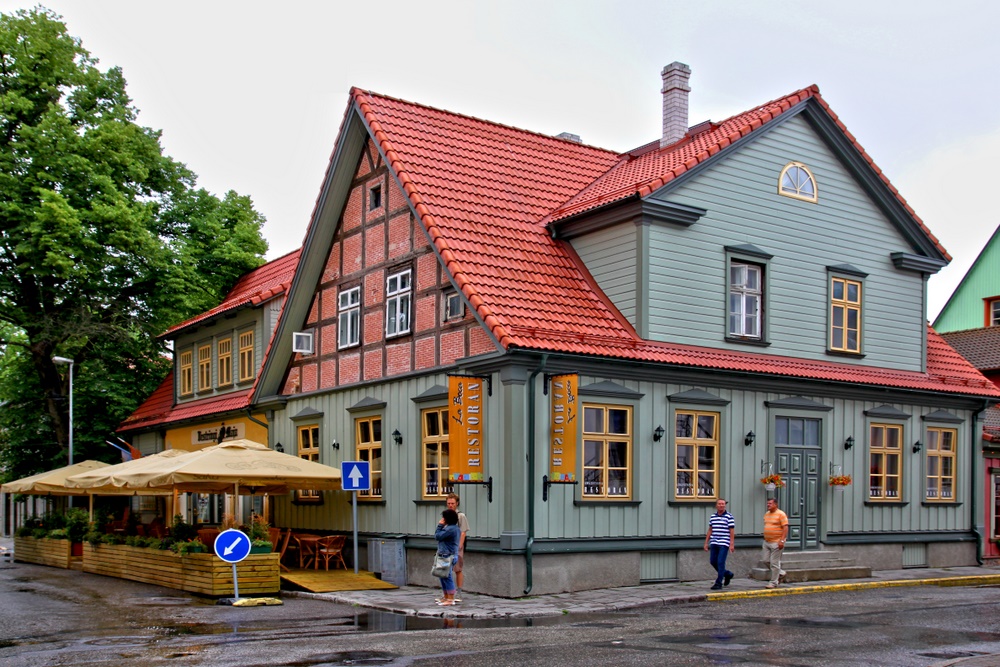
left=367, top=537, right=406, bottom=586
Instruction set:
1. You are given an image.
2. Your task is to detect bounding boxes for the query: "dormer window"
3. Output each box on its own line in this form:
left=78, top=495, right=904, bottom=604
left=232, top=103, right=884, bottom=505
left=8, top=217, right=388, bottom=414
left=988, top=297, right=1000, bottom=327
left=778, top=162, right=817, bottom=202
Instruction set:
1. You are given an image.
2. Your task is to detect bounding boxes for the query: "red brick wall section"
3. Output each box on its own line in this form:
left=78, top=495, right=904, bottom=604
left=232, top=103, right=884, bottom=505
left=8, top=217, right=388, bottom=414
left=416, top=252, right=437, bottom=291
left=343, top=233, right=363, bottom=275
left=339, top=352, right=360, bottom=385
left=415, top=336, right=436, bottom=370
left=321, top=323, right=338, bottom=357
left=387, top=175, right=407, bottom=213
left=320, top=287, right=336, bottom=322
left=364, top=348, right=383, bottom=381
left=366, top=177, right=385, bottom=220
left=365, top=270, right=384, bottom=306
left=363, top=310, right=382, bottom=346
left=469, top=324, right=497, bottom=356
left=343, top=187, right=362, bottom=232
left=365, top=222, right=385, bottom=266
left=440, top=329, right=466, bottom=366
left=283, top=367, right=301, bottom=394
left=300, top=364, right=318, bottom=393
left=415, top=294, right=436, bottom=334
left=323, top=241, right=341, bottom=283
left=386, top=341, right=412, bottom=376
left=306, top=296, right=320, bottom=327
left=388, top=212, right=411, bottom=259
left=321, top=359, right=337, bottom=388
left=355, top=143, right=372, bottom=179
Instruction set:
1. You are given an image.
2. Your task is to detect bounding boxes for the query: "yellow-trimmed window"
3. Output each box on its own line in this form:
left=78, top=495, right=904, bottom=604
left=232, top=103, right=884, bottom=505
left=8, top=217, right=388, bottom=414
left=217, top=338, right=232, bottom=387
left=869, top=423, right=902, bottom=500
left=238, top=330, right=254, bottom=382
left=297, top=424, right=321, bottom=503
left=778, top=162, right=817, bottom=202
left=925, top=427, right=956, bottom=501
left=197, top=344, right=211, bottom=391
left=831, top=277, right=861, bottom=353
left=582, top=404, right=631, bottom=499
left=675, top=410, right=718, bottom=499
left=422, top=407, right=453, bottom=499
left=356, top=416, right=383, bottom=498
left=179, top=350, right=193, bottom=396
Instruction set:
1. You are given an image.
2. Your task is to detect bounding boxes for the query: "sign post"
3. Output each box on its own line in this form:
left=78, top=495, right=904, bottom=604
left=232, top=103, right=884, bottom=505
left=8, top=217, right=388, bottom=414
left=341, top=461, right=370, bottom=574
left=214, top=528, right=251, bottom=600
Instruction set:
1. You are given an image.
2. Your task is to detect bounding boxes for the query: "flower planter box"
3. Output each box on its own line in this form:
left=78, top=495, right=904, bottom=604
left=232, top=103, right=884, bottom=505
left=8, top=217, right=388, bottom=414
left=14, top=536, right=73, bottom=569
left=82, top=544, right=280, bottom=596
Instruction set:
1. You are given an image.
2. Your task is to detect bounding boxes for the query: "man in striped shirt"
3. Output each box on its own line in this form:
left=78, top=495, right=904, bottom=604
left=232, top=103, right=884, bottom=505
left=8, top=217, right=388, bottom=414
left=704, top=498, right=736, bottom=590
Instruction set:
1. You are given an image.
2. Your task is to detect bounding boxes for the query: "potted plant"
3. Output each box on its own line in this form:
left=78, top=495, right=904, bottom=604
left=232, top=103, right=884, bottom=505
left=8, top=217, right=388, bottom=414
left=829, top=474, right=852, bottom=490
left=250, top=539, right=273, bottom=554
left=65, top=508, right=90, bottom=556
left=760, top=474, right=785, bottom=491
left=172, top=538, right=206, bottom=555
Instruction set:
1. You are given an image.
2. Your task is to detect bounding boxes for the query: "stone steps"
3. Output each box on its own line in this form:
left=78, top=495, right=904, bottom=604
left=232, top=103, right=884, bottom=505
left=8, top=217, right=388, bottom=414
left=750, top=548, right=871, bottom=583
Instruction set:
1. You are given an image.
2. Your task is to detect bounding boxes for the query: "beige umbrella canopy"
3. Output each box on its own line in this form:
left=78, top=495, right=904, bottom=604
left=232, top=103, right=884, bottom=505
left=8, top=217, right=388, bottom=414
left=1, top=460, right=110, bottom=496
left=78, top=439, right=342, bottom=495
left=63, top=449, right=186, bottom=495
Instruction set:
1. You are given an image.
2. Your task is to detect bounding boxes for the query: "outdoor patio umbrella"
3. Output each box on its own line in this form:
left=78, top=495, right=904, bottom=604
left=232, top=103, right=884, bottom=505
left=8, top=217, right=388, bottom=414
left=64, top=449, right=188, bottom=494
left=98, top=439, right=342, bottom=495
left=1, top=460, right=110, bottom=496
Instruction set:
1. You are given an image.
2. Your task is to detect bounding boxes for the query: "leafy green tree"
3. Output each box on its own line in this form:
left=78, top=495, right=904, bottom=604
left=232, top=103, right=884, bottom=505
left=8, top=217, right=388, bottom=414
left=0, top=8, right=267, bottom=479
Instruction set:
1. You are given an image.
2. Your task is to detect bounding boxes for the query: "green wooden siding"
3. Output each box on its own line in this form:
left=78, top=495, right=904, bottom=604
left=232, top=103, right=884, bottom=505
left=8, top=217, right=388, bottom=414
left=644, top=115, right=926, bottom=372
left=571, top=222, right=638, bottom=327
left=933, top=225, right=1000, bottom=332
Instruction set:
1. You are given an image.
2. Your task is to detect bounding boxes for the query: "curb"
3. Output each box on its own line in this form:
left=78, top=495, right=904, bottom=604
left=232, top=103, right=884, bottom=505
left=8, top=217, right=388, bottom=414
left=706, top=574, right=1000, bottom=601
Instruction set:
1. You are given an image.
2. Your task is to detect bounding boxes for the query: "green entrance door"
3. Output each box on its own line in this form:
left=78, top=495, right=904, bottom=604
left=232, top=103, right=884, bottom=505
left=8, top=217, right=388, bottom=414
left=772, top=416, right=822, bottom=550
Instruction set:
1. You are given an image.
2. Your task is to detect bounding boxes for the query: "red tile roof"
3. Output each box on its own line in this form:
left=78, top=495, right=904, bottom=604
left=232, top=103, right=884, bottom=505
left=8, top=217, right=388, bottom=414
left=161, top=249, right=301, bottom=338
left=118, top=370, right=254, bottom=432
left=351, top=87, right=994, bottom=398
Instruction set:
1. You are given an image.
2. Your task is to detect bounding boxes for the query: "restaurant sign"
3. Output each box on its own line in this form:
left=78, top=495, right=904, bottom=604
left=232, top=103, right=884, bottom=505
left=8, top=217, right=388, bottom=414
left=448, top=375, right=485, bottom=482
left=192, top=422, right=244, bottom=446
left=549, top=374, right=578, bottom=481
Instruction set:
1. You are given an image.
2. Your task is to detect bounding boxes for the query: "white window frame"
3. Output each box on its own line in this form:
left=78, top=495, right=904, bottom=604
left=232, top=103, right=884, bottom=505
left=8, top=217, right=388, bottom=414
left=292, top=331, right=314, bottom=355
left=989, top=298, right=1000, bottom=327
left=385, top=269, right=412, bottom=337
left=338, top=286, right=360, bottom=349
left=729, top=262, right=762, bottom=339
left=444, top=291, right=464, bottom=321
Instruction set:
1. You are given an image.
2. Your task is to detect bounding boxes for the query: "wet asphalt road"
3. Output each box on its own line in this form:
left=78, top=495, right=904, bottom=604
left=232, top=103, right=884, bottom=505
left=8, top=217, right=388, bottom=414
left=2, top=562, right=1000, bottom=666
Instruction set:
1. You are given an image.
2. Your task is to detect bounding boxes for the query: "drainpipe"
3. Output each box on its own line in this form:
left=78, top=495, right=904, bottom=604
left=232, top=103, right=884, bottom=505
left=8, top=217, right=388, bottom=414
left=246, top=409, right=269, bottom=432
left=971, top=402, right=988, bottom=566
left=524, top=354, right=549, bottom=595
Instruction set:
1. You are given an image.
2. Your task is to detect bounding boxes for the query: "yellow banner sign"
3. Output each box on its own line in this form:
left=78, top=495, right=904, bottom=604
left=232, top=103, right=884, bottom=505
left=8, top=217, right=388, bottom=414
left=549, top=374, right=578, bottom=481
left=449, top=376, right=485, bottom=481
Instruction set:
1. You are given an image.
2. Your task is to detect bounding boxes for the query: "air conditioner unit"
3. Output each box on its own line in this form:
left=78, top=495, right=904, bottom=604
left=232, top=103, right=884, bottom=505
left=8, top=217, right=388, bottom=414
left=292, top=331, right=313, bottom=354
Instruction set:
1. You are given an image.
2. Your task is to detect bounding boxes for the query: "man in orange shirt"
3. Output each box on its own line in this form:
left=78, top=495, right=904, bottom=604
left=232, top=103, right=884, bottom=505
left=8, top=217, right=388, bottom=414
left=762, top=497, right=788, bottom=589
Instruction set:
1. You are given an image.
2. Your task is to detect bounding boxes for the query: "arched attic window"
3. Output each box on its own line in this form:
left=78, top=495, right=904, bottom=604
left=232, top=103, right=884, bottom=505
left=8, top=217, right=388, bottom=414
left=778, top=162, right=818, bottom=203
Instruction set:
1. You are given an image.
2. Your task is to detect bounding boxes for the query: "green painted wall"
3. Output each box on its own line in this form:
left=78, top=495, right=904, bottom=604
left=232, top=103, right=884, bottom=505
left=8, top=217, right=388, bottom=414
left=934, top=225, right=1000, bottom=332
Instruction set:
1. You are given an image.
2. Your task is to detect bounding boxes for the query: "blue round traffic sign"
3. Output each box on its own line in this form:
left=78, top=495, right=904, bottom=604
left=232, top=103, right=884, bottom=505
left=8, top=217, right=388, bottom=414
left=214, top=528, right=251, bottom=563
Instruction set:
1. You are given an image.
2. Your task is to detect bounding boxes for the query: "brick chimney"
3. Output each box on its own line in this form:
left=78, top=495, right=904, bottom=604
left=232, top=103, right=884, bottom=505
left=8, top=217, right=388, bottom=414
left=660, top=62, right=691, bottom=148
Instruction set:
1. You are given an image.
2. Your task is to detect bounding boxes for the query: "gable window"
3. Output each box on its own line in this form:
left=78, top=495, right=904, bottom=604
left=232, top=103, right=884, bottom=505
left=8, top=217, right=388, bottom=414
left=444, top=291, right=464, bottom=321
left=179, top=350, right=193, bottom=396
left=675, top=410, right=718, bottom=499
left=869, top=423, right=902, bottom=501
left=238, top=330, right=254, bottom=382
left=582, top=404, right=631, bottom=498
left=356, top=416, right=383, bottom=498
left=729, top=262, right=762, bottom=339
left=830, top=277, right=862, bottom=353
left=925, top=427, right=956, bottom=501
left=338, top=286, right=361, bottom=349
left=296, top=425, right=321, bottom=503
left=217, top=338, right=232, bottom=387
left=197, top=344, right=212, bottom=391
left=778, top=162, right=817, bottom=202
left=369, top=184, right=382, bottom=210
left=385, top=269, right=411, bottom=337
left=987, top=298, right=1000, bottom=327
left=422, top=407, right=453, bottom=498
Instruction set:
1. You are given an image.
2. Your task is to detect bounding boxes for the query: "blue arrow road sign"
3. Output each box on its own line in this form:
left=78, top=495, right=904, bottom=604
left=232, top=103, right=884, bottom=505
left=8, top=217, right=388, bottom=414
left=214, top=528, right=251, bottom=563
left=341, top=460, right=371, bottom=491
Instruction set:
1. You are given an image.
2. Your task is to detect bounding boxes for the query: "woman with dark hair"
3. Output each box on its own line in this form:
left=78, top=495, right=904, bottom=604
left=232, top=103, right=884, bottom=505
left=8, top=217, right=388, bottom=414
left=435, top=508, right=460, bottom=606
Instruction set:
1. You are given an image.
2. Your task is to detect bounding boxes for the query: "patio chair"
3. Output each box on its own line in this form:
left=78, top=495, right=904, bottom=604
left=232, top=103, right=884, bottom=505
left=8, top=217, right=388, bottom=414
left=277, top=529, right=296, bottom=572
left=294, top=534, right=319, bottom=569
left=268, top=527, right=282, bottom=551
left=197, top=528, right=220, bottom=550
left=146, top=518, right=166, bottom=539
left=316, top=535, right=347, bottom=571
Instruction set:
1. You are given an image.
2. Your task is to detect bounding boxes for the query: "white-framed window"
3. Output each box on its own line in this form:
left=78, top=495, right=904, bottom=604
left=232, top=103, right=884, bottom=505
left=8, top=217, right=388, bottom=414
left=444, top=291, right=464, bottom=321
left=729, top=262, right=762, bottom=339
left=292, top=331, right=314, bottom=354
left=988, top=297, right=1000, bottom=327
left=385, top=269, right=411, bottom=337
left=778, top=162, right=818, bottom=202
left=338, top=286, right=361, bottom=349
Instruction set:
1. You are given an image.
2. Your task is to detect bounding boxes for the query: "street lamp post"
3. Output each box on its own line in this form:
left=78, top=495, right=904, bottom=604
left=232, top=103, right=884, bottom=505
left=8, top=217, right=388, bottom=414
left=52, top=356, right=74, bottom=466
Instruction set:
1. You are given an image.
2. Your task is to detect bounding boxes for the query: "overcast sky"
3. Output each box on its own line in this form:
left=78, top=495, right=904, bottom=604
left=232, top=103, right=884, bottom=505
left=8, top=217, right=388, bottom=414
left=3, top=1, right=997, bottom=320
